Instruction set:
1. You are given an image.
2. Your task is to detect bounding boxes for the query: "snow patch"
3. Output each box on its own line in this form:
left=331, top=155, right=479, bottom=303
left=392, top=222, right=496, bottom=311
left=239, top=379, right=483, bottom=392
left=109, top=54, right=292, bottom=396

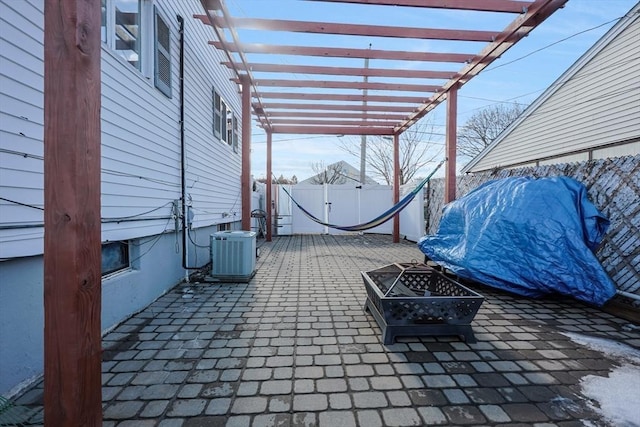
left=562, top=332, right=640, bottom=427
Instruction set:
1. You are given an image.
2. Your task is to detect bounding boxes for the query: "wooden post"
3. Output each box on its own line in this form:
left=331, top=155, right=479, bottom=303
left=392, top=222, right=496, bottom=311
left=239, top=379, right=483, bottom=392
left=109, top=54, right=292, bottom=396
left=44, top=1, right=102, bottom=425
left=393, top=133, right=400, bottom=243
left=266, top=131, right=273, bottom=241
left=445, top=85, right=458, bottom=203
left=241, top=75, right=252, bottom=230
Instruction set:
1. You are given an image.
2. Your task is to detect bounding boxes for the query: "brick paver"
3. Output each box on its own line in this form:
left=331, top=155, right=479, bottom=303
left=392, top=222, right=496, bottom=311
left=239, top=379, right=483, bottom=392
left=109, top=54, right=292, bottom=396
left=11, top=235, right=640, bottom=426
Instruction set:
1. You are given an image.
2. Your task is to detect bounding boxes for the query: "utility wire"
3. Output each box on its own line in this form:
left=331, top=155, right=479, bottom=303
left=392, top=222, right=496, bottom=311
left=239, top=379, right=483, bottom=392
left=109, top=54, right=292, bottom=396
left=0, top=197, right=175, bottom=222
left=483, top=15, right=626, bottom=73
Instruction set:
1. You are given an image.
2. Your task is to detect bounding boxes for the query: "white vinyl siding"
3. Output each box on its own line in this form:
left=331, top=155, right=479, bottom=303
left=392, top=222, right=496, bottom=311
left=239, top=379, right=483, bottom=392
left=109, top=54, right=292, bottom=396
left=0, top=0, right=243, bottom=258
left=469, top=13, right=640, bottom=172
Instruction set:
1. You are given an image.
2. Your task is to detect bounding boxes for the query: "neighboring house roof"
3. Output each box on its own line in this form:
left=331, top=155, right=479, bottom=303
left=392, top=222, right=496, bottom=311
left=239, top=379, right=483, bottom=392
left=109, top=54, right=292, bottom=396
left=299, top=161, right=379, bottom=185
left=463, top=4, right=640, bottom=173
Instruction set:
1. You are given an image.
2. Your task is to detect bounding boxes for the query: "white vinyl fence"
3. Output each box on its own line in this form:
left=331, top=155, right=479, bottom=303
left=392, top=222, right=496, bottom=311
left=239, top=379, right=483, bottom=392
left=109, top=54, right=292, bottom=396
left=274, top=183, right=425, bottom=241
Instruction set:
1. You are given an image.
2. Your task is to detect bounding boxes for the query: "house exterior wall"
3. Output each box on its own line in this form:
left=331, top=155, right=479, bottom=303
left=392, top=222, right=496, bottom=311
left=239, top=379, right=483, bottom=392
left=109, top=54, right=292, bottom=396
left=0, top=0, right=242, bottom=395
left=467, top=10, right=640, bottom=172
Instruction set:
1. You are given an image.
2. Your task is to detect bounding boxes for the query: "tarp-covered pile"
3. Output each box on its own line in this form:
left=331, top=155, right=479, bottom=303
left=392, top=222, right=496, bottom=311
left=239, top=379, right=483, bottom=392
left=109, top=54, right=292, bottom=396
left=418, top=176, right=616, bottom=306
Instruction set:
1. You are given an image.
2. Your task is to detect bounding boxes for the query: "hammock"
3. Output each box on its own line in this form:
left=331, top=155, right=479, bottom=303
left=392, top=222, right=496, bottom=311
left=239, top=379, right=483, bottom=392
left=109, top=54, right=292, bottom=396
left=280, top=159, right=445, bottom=232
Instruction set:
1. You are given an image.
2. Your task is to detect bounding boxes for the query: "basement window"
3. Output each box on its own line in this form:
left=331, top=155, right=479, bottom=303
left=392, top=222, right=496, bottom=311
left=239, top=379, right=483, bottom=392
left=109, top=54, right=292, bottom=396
left=102, top=241, right=130, bottom=276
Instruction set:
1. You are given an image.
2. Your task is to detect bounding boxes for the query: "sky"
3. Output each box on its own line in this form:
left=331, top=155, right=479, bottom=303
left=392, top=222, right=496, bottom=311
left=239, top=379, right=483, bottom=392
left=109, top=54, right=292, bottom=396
left=223, top=0, right=638, bottom=183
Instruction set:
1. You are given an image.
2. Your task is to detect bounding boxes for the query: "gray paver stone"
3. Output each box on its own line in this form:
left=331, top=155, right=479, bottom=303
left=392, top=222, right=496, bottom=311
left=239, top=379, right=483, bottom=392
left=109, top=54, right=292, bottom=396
left=177, top=384, right=202, bottom=398
left=353, top=391, right=388, bottom=408
left=293, top=394, right=328, bottom=411
left=357, top=410, right=383, bottom=427
left=269, top=395, right=292, bottom=412
left=292, top=412, right=317, bottom=427
left=442, top=405, right=488, bottom=425
left=140, top=400, right=169, bottom=418
left=294, top=379, right=315, bottom=393
left=204, top=398, right=231, bottom=415
left=319, top=411, right=356, bottom=427
left=103, top=401, right=143, bottom=419
left=167, top=399, right=207, bottom=417
left=225, top=415, right=251, bottom=427
left=141, top=384, right=180, bottom=400
left=444, top=388, right=470, bottom=404
left=261, top=379, right=293, bottom=395
left=479, top=404, right=512, bottom=422
left=253, top=413, right=291, bottom=427
left=370, top=376, right=402, bottom=390
left=382, top=408, right=422, bottom=426
left=230, top=396, right=268, bottom=414
left=237, top=381, right=259, bottom=396
left=417, top=407, right=448, bottom=425
left=329, top=393, right=352, bottom=409
left=317, top=378, right=347, bottom=393
left=423, top=374, right=457, bottom=388
left=386, top=390, right=412, bottom=407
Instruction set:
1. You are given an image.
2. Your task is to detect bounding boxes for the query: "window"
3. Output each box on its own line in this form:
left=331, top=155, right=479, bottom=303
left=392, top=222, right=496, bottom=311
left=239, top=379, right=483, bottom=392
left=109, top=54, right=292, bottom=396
left=102, top=0, right=142, bottom=70
left=102, top=1, right=171, bottom=96
left=232, top=114, right=239, bottom=153
left=212, top=87, right=234, bottom=145
left=220, top=100, right=228, bottom=143
left=213, top=88, right=222, bottom=139
left=102, top=241, right=130, bottom=276
left=226, top=110, right=233, bottom=147
left=154, top=7, right=172, bottom=97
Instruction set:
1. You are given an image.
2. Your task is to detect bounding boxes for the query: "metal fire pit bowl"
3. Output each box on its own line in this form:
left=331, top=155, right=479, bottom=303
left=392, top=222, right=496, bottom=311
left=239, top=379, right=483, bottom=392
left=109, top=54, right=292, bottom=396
left=362, top=263, right=484, bottom=345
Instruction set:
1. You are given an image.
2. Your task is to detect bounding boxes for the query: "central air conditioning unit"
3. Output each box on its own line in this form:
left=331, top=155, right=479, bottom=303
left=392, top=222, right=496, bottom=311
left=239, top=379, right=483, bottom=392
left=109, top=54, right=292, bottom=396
left=210, top=230, right=257, bottom=282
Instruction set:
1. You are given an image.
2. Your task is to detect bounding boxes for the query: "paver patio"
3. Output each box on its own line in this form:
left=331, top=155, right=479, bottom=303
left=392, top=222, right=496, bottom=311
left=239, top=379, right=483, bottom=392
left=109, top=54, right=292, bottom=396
left=11, top=235, right=640, bottom=426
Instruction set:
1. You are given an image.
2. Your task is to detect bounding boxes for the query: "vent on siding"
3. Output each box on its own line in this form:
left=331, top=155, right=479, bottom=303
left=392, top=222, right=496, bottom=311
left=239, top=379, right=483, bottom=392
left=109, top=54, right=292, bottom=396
left=154, top=8, right=171, bottom=97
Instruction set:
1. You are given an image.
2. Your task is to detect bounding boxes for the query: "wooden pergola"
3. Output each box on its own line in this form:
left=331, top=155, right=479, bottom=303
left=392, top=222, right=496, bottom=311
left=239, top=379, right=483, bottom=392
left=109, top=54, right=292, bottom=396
left=43, top=0, right=567, bottom=424
left=194, top=0, right=568, bottom=242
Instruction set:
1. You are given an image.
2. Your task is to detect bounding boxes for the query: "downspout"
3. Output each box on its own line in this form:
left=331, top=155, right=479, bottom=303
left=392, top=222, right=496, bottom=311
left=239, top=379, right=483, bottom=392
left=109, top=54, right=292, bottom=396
left=177, top=14, right=199, bottom=277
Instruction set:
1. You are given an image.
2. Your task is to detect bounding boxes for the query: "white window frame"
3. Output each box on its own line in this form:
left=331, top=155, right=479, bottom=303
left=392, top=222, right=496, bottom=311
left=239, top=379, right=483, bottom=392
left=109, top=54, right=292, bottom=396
left=213, top=87, right=235, bottom=145
left=102, top=0, right=153, bottom=78
left=232, top=114, right=239, bottom=153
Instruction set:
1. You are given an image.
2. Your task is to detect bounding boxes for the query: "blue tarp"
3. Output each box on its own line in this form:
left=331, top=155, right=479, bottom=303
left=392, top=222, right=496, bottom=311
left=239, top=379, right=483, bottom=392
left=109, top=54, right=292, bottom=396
left=418, top=176, right=616, bottom=306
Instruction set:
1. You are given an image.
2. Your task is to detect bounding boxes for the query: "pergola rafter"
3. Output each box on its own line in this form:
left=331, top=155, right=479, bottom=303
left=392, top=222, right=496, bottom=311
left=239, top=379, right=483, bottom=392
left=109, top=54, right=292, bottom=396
left=195, top=0, right=568, bottom=240
left=254, top=103, right=418, bottom=113
left=223, top=62, right=457, bottom=80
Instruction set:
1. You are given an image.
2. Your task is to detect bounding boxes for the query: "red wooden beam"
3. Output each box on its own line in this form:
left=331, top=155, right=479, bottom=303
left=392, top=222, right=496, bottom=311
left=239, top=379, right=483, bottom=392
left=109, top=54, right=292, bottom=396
left=264, top=118, right=401, bottom=126
left=242, top=79, right=440, bottom=93
left=445, top=85, right=457, bottom=203
left=223, top=62, right=457, bottom=80
left=44, top=1, right=102, bottom=425
left=393, top=133, right=400, bottom=243
left=209, top=41, right=473, bottom=63
left=215, top=16, right=498, bottom=42
left=269, top=125, right=395, bottom=135
left=266, top=131, right=273, bottom=241
left=254, top=103, right=417, bottom=113
left=304, top=0, right=532, bottom=14
left=266, top=111, right=408, bottom=120
left=255, top=92, right=428, bottom=103
left=241, top=75, right=252, bottom=230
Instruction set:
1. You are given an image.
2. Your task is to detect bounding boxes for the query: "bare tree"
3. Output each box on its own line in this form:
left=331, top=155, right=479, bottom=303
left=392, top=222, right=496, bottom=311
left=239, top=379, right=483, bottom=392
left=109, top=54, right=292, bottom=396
left=310, top=161, right=347, bottom=184
left=338, top=118, right=441, bottom=185
left=255, top=175, right=298, bottom=185
left=458, top=103, right=525, bottom=158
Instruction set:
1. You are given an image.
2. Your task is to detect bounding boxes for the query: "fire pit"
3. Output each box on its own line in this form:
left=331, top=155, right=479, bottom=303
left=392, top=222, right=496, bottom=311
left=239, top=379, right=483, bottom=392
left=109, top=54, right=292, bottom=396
left=362, top=263, right=484, bottom=345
